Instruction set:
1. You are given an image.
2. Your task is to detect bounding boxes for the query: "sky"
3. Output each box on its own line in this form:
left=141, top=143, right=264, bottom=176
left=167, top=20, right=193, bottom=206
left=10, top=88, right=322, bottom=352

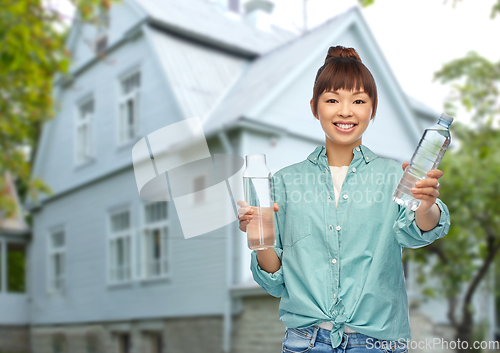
left=43, top=0, right=500, bottom=124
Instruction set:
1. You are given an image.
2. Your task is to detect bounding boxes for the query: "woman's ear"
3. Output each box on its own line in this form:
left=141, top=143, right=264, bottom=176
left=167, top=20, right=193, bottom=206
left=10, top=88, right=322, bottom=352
left=310, top=99, right=318, bottom=120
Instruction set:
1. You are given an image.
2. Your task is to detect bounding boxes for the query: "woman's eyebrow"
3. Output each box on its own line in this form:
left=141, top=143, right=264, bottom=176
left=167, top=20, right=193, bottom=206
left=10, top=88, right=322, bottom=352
left=325, top=91, right=367, bottom=95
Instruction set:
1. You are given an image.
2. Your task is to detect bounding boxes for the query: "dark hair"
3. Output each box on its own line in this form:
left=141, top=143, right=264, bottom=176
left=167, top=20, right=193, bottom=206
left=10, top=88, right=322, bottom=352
left=311, top=46, right=378, bottom=121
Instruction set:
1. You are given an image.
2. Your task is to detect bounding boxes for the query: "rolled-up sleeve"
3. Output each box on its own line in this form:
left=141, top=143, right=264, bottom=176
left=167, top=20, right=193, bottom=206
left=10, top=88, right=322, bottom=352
left=393, top=198, right=451, bottom=249
left=250, top=172, right=285, bottom=298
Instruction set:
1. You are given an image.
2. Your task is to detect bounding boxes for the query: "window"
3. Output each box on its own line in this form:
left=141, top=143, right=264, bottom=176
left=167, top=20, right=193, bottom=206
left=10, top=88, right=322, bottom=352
left=76, top=98, right=94, bottom=165
left=7, top=242, right=26, bottom=293
left=52, top=334, right=67, bottom=353
left=109, top=210, right=132, bottom=283
left=116, top=333, right=130, bottom=353
left=142, top=202, right=169, bottom=279
left=86, top=333, right=100, bottom=353
left=49, top=230, right=65, bottom=293
left=118, top=70, right=141, bottom=144
left=94, top=7, right=109, bottom=55
left=143, top=332, right=163, bottom=353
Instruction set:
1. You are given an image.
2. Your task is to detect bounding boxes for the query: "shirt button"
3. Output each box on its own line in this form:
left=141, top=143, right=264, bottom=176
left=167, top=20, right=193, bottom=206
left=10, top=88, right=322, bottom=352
left=352, top=167, right=356, bottom=172
left=332, top=258, right=337, bottom=264
left=334, top=293, right=336, bottom=298
left=325, top=168, right=327, bottom=172
left=365, top=156, right=369, bottom=161
left=343, top=194, right=348, bottom=200
left=314, top=158, right=316, bottom=161
left=329, top=225, right=333, bottom=230
left=328, top=196, right=331, bottom=202
left=336, top=225, right=341, bottom=231
left=356, top=147, right=360, bottom=152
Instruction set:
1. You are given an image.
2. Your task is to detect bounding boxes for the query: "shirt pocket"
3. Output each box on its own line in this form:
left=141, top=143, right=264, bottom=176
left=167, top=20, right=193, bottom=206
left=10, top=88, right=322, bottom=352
left=284, top=212, right=311, bottom=247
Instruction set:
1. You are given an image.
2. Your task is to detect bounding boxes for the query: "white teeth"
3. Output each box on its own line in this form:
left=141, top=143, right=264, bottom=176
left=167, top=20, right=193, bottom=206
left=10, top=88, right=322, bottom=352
left=335, top=123, right=355, bottom=129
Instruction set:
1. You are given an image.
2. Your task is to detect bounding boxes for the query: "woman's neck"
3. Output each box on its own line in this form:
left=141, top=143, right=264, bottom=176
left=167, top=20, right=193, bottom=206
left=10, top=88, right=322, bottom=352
left=325, top=140, right=362, bottom=167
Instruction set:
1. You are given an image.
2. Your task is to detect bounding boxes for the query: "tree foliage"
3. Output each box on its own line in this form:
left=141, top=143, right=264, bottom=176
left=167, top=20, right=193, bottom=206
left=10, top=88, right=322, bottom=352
left=0, top=0, right=118, bottom=221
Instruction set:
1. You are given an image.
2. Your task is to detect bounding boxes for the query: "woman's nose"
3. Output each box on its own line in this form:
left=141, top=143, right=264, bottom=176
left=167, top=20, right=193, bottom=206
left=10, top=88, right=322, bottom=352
left=338, top=104, right=352, bottom=117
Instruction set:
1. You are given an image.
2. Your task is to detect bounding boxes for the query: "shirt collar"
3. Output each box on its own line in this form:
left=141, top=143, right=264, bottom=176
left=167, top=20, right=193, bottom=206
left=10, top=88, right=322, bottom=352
left=307, top=144, right=379, bottom=165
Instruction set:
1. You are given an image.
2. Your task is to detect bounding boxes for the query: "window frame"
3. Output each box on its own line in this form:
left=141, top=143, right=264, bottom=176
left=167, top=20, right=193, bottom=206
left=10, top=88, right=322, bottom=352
left=94, top=6, right=110, bottom=55
left=142, top=331, right=163, bottom=353
left=107, top=206, right=134, bottom=286
left=139, top=201, right=171, bottom=281
left=74, top=95, right=95, bottom=167
left=116, top=68, right=141, bottom=147
left=47, top=226, right=66, bottom=295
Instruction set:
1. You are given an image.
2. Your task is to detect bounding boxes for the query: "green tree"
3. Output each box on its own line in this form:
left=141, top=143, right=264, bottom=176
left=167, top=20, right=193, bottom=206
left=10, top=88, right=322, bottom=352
left=0, top=0, right=120, bottom=222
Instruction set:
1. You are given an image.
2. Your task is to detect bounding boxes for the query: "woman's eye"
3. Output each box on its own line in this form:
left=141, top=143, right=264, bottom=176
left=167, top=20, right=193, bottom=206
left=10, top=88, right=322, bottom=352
left=354, top=100, right=365, bottom=104
left=327, top=99, right=337, bottom=103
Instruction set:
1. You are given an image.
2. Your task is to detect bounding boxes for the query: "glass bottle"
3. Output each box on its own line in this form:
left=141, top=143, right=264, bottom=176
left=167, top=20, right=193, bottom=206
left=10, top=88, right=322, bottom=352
left=243, top=154, right=276, bottom=250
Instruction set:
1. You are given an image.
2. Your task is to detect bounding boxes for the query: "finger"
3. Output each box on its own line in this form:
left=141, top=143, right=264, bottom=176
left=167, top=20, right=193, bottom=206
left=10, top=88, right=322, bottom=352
left=237, top=200, right=248, bottom=206
left=274, top=203, right=279, bottom=212
left=415, top=178, right=439, bottom=188
left=412, top=186, right=440, bottom=196
left=411, top=193, right=436, bottom=202
left=427, top=169, right=444, bottom=179
left=238, top=206, right=252, bottom=215
left=402, top=161, right=409, bottom=171
left=238, top=212, right=253, bottom=221
left=411, top=188, right=439, bottom=198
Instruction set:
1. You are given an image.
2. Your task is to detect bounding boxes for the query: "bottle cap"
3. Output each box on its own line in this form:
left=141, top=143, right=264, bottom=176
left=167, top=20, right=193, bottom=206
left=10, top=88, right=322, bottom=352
left=439, top=113, right=454, bottom=124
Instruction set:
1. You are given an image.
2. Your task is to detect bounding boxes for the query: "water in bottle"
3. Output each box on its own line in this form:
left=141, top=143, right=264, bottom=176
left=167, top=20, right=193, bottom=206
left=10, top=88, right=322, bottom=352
left=392, top=113, right=453, bottom=211
left=243, top=154, right=276, bottom=250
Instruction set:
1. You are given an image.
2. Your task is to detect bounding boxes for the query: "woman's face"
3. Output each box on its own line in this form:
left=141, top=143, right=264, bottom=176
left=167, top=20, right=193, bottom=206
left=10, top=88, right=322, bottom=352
left=310, top=88, right=373, bottom=148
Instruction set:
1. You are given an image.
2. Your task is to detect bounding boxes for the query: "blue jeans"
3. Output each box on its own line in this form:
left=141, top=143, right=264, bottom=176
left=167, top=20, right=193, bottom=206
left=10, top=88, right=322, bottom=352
left=281, top=325, right=408, bottom=353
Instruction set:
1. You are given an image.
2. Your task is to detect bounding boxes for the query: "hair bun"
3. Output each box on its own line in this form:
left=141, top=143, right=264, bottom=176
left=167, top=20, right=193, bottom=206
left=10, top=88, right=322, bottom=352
left=325, top=46, right=362, bottom=63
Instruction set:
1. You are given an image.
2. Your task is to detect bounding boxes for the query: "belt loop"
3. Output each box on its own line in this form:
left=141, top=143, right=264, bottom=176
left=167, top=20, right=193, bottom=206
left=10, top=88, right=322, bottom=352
left=342, top=333, right=349, bottom=353
left=309, top=326, right=319, bottom=348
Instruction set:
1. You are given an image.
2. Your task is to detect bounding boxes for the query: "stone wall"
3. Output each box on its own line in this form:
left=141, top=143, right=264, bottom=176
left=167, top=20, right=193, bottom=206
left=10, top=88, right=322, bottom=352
left=0, top=325, right=30, bottom=353
left=30, top=316, right=224, bottom=353
left=232, top=295, right=286, bottom=353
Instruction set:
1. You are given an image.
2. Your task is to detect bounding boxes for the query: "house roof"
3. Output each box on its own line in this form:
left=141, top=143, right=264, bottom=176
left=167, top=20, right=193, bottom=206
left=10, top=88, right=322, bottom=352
left=135, top=0, right=297, bottom=55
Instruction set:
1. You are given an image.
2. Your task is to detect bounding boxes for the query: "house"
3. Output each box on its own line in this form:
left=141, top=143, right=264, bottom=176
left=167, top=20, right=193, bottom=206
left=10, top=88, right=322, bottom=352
left=10, top=0, right=494, bottom=352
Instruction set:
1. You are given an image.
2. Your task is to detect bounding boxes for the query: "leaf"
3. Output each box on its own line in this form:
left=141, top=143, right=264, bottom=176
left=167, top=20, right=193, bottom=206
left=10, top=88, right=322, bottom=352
left=357, top=0, right=375, bottom=7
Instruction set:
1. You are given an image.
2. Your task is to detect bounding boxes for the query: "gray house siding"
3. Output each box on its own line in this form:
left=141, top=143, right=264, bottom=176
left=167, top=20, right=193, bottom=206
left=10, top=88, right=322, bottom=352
left=30, top=140, right=233, bottom=325
left=35, top=34, right=179, bottom=199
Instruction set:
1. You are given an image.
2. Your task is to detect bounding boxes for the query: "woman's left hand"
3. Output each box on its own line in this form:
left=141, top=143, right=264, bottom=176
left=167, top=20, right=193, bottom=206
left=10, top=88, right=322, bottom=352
left=402, top=162, right=443, bottom=214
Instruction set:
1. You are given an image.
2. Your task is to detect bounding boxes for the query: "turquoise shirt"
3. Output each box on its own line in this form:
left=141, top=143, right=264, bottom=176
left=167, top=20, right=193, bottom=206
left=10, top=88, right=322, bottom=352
left=250, top=144, right=451, bottom=349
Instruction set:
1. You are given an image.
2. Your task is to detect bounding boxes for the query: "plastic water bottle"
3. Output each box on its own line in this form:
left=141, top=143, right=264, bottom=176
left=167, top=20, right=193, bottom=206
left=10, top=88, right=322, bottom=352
left=392, top=113, right=453, bottom=211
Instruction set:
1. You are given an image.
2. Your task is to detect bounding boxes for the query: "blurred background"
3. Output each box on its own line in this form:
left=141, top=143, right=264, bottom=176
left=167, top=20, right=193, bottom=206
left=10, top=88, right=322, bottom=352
left=1, top=0, right=499, bottom=352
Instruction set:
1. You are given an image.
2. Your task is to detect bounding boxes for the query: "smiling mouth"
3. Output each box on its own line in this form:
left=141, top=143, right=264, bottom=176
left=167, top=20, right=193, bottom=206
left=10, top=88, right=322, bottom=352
left=334, top=122, right=358, bottom=129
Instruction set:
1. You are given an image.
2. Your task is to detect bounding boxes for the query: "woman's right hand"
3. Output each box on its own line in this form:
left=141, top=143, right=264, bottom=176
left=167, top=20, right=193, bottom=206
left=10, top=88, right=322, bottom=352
left=237, top=200, right=279, bottom=232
